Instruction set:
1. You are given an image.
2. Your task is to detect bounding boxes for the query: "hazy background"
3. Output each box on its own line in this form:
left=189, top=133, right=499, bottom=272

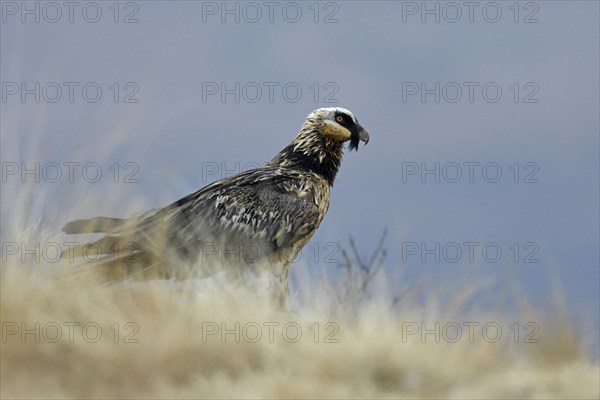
left=1, top=1, right=598, bottom=353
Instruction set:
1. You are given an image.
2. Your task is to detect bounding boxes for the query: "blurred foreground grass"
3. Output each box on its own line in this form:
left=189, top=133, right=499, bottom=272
left=1, top=255, right=598, bottom=399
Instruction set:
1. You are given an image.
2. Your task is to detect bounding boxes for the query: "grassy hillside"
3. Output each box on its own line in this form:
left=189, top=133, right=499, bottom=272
left=1, top=253, right=598, bottom=399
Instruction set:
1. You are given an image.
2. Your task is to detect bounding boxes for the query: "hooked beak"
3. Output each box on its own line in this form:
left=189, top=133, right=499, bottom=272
left=349, top=124, right=370, bottom=151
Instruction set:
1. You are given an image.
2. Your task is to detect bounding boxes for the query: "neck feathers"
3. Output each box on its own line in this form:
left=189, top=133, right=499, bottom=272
left=269, top=127, right=344, bottom=186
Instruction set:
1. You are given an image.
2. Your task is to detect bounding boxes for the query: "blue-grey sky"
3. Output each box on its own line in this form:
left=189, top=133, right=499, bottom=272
left=1, top=1, right=598, bottom=348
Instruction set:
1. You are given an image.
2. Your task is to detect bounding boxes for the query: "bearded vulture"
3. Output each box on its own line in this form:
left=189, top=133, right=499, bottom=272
left=61, top=107, right=370, bottom=304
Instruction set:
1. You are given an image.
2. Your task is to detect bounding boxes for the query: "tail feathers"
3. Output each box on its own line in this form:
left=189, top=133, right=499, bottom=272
left=63, top=217, right=125, bottom=234
left=60, top=235, right=138, bottom=259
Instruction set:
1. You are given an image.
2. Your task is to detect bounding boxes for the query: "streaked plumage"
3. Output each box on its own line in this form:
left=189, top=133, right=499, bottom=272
left=62, top=107, right=369, bottom=303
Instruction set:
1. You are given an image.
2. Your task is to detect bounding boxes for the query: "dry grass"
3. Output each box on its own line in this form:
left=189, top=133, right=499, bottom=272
left=1, top=252, right=598, bottom=399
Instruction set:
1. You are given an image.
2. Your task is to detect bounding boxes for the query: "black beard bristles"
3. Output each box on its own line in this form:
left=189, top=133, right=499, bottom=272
left=349, top=136, right=360, bottom=151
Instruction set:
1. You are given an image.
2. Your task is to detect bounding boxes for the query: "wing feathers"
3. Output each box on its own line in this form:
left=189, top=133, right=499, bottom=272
left=62, top=217, right=125, bottom=234
left=62, top=167, right=324, bottom=277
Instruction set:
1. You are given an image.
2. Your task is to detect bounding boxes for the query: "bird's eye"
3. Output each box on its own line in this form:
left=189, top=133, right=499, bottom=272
left=335, top=115, right=344, bottom=123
